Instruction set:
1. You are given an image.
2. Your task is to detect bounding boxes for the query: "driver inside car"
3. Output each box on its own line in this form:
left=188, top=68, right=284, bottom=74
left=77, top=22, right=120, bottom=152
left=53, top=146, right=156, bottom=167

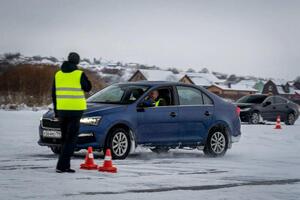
left=143, top=90, right=166, bottom=107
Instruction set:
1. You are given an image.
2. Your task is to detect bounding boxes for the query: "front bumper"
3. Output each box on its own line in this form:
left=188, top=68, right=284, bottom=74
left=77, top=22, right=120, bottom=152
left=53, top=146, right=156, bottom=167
left=38, top=118, right=103, bottom=150
left=38, top=131, right=97, bottom=145
left=37, top=139, right=100, bottom=150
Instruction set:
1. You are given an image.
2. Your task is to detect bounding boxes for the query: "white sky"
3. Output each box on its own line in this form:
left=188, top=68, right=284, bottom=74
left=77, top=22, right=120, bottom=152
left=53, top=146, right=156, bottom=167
left=0, top=0, right=299, bottom=80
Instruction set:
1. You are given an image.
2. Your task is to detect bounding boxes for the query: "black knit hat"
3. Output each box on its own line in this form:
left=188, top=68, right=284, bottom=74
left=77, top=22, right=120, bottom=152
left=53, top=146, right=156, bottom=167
left=68, top=52, right=80, bottom=64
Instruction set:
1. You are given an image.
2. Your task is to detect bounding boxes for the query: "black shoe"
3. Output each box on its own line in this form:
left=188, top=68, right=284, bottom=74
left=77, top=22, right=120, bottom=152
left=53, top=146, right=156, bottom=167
left=65, top=168, right=76, bottom=173
left=56, top=168, right=76, bottom=173
left=56, top=169, right=64, bottom=173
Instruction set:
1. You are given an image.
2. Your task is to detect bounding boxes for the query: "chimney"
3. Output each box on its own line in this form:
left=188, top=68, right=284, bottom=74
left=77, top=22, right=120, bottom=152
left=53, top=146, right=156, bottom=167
left=227, top=82, right=231, bottom=88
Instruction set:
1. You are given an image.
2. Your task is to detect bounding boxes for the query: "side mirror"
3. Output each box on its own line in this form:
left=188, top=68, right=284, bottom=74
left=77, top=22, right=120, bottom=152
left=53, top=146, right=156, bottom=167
left=138, top=100, right=155, bottom=108
left=263, top=101, right=271, bottom=107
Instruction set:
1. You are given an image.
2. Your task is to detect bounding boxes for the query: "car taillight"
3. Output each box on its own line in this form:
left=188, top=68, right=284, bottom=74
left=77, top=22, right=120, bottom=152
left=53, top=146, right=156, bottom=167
left=236, top=107, right=241, bottom=116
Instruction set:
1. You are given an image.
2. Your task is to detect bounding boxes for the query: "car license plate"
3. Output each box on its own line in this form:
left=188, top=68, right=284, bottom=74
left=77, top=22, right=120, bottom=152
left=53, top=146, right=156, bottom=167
left=43, top=130, right=61, bottom=138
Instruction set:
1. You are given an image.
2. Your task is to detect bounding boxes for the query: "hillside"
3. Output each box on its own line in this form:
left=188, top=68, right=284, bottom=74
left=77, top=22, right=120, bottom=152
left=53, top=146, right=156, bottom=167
left=1, top=52, right=298, bottom=107
left=0, top=52, right=272, bottom=84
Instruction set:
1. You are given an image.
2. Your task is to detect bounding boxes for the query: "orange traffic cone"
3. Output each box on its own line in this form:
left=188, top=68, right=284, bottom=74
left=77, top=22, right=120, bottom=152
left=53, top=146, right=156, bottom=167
left=98, top=149, right=117, bottom=173
left=80, top=147, right=98, bottom=170
left=275, top=115, right=282, bottom=129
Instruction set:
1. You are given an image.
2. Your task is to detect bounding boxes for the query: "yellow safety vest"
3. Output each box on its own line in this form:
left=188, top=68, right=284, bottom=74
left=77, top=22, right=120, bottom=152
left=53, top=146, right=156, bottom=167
left=55, top=70, right=87, bottom=110
left=155, top=98, right=163, bottom=107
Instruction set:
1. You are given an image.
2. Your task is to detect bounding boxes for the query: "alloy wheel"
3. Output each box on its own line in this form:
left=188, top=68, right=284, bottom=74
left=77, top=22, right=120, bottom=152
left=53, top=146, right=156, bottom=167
left=288, top=113, right=295, bottom=125
left=251, top=112, right=260, bottom=124
left=210, top=132, right=226, bottom=154
left=112, top=131, right=129, bottom=157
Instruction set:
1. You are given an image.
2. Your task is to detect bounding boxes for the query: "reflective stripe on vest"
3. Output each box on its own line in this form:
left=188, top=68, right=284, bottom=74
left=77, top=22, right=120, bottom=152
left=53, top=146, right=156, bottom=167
left=55, top=70, right=87, bottom=111
left=155, top=98, right=163, bottom=107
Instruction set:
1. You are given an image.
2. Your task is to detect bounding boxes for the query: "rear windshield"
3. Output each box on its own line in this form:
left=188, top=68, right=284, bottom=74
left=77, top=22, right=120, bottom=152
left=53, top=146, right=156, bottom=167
left=237, top=95, right=267, bottom=104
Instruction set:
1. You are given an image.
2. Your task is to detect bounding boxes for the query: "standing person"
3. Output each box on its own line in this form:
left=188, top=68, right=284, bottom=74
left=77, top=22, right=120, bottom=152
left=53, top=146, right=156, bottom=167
left=52, top=52, right=92, bottom=173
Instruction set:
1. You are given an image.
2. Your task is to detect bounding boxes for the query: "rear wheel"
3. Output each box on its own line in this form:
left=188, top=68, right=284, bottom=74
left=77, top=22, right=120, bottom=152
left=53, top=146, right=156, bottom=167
left=50, top=146, right=61, bottom=155
left=250, top=111, right=260, bottom=124
left=150, top=147, right=170, bottom=154
left=106, top=128, right=131, bottom=160
left=285, top=113, right=295, bottom=125
left=204, top=128, right=228, bottom=157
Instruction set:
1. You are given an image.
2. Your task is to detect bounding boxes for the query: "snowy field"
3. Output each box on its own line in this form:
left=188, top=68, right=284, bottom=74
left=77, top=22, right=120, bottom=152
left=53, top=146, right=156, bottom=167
left=0, top=110, right=300, bottom=200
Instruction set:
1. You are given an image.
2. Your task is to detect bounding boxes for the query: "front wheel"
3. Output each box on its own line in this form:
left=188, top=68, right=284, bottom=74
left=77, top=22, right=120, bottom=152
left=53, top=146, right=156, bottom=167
left=204, top=129, right=228, bottom=157
left=285, top=113, right=295, bottom=125
left=106, top=128, right=131, bottom=160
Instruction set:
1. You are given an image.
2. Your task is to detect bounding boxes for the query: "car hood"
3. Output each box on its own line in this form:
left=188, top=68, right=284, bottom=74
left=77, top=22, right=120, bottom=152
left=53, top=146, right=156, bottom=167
left=43, top=103, right=127, bottom=119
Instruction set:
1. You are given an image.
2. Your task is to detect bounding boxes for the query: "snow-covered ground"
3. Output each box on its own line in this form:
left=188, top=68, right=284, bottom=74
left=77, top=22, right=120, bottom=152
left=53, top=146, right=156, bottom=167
left=0, top=110, right=300, bottom=200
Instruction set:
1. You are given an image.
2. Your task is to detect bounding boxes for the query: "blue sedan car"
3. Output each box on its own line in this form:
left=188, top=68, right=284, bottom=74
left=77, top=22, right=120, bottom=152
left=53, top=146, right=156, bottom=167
left=38, top=81, right=241, bottom=159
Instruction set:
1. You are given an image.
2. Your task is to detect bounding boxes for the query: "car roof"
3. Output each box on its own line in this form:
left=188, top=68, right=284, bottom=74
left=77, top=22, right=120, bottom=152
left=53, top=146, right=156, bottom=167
left=247, top=94, right=268, bottom=97
left=118, top=81, right=192, bottom=87
left=249, top=94, right=287, bottom=98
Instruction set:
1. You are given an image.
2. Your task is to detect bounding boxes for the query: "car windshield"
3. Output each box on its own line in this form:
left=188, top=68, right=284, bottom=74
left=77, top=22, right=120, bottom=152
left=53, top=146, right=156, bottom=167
left=88, top=84, right=149, bottom=104
left=237, top=95, right=267, bottom=104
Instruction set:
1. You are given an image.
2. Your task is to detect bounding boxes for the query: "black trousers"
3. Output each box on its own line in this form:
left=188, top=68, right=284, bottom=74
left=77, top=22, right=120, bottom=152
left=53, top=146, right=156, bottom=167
left=56, top=116, right=81, bottom=170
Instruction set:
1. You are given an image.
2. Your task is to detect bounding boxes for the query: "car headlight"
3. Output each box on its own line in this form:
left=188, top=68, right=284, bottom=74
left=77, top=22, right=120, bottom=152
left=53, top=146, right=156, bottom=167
left=80, top=116, right=102, bottom=126
left=240, top=107, right=251, bottom=112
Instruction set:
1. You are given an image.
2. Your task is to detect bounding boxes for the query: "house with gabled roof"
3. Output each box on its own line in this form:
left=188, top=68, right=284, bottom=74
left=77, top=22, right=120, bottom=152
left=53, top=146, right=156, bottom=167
left=128, top=69, right=180, bottom=82
left=236, top=79, right=265, bottom=93
left=207, top=83, right=257, bottom=101
left=178, top=72, right=224, bottom=88
left=262, top=79, right=300, bottom=104
left=262, top=79, right=291, bottom=95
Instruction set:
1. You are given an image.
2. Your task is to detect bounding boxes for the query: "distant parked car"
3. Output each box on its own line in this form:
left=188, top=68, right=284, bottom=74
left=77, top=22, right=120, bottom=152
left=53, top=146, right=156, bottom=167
left=235, top=94, right=299, bottom=125
left=39, top=81, right=241, bottom=159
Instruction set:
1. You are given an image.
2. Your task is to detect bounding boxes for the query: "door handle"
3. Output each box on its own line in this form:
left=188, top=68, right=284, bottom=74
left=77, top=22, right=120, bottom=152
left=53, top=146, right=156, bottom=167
left=169, top=112, right=177, bottom=117
left=204, top=111, right=211, bottom=116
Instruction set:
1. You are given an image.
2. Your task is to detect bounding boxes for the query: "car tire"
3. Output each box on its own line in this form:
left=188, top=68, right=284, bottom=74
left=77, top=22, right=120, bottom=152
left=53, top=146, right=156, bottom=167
left=106, top=128, right=131, bottom=160
left=150, top=147, right=170, bottom=154
left=285, top=113, right=295, bottom=125
left=204, top=128, right=228, bottom=157
left=50, top=146, right=61, bottom=155
left=250, top=111, right=260, bottom=124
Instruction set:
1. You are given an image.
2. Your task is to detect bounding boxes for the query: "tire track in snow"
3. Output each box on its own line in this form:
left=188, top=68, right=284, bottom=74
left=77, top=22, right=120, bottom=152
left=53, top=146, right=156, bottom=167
left=64, top=178, right=300, bottom=196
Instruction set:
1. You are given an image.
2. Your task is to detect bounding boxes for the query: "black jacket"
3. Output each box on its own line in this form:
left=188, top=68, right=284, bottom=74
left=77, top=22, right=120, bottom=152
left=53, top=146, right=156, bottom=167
left=52, top=61, right=92, bottom=117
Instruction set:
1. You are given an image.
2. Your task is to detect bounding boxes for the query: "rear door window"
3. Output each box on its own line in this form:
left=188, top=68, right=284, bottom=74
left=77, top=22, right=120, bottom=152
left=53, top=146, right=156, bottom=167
left=275, top=97, right=288, bottom=104
left=202, top=93, right=213, bottom=105
left=177, top=86, right=203, bottom=105
left=177, top=86, right=210, bottom=105
left=264, top=96, right=275, bottom=104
